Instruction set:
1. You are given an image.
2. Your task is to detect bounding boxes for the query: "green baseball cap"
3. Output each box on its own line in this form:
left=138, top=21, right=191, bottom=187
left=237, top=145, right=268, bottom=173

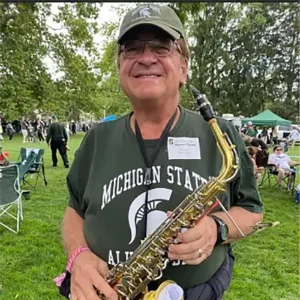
left=118, top=4, right=186, bottom=43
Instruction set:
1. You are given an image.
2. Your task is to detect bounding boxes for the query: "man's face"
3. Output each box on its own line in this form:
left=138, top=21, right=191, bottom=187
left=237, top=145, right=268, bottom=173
left=118, top=25, right=188, bottom=104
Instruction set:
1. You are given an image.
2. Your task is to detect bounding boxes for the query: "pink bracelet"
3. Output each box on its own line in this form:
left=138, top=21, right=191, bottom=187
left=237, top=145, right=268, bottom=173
left=53, top=246, right=90, bottom=287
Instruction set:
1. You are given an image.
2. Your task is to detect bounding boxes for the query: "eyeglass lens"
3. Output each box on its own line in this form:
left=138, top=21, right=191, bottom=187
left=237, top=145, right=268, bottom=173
left=121, top=38, right=175, bottom=58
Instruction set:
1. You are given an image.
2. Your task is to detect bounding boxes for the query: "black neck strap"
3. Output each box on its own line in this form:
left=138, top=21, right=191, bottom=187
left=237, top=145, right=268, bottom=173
left=135, top=108, right=178, bottom=182
left=134, top=108, right=178, bottom=238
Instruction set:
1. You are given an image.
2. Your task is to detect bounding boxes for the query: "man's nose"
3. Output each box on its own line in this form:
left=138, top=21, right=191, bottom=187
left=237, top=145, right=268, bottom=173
left=137, top=44, right=157, bottom=66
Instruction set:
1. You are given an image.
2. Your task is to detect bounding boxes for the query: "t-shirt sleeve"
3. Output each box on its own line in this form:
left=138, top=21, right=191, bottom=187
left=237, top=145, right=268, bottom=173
left=268, top=154, right=276, bottom=165
left=226, top=122, right=264, bottom=214
left=66, top=128, right=96, bottom=218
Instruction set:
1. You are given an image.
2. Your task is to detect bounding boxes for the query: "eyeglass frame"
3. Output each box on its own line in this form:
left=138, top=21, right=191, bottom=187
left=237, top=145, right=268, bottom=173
left=119, top=38, right=183, bottom=59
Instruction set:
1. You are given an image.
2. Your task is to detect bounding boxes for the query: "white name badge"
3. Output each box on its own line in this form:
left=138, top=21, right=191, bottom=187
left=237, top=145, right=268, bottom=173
left=167, top=137, right=201, bottom=160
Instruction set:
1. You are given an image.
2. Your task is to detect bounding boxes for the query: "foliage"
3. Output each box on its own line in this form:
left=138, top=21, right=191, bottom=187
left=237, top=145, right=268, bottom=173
left=0, top=3, right=298, bottom=121
left=170, top=3, right=299, bottom=120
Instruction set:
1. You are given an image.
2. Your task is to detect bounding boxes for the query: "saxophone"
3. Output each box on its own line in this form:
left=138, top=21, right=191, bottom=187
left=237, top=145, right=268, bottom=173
left=98, top=86, right=277, bottom=300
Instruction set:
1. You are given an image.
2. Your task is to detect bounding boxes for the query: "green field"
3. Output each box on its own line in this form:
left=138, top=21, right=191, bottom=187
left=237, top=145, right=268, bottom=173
left=0, top=133, right=299, bottom=300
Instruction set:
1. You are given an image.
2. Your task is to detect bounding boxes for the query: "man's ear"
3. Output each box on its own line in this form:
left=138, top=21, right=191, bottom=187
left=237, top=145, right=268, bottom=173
left=179, top=59, right=188, bottom=86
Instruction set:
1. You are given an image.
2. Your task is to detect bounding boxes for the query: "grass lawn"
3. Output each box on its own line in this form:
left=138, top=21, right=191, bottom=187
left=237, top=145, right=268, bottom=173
left=0, top=133, right=299, bottom=300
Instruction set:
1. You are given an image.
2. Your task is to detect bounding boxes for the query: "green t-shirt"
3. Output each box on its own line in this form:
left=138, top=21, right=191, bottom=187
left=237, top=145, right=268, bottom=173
left=245, top=128, right=256, bottom=138
left=67, top=106, right=263, bottom=290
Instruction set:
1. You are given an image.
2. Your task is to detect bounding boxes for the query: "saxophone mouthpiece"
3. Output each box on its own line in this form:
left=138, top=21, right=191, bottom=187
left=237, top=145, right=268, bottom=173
left=190, top=85, right=201, bottom=100
left=189, top=85, right=216, bottom=122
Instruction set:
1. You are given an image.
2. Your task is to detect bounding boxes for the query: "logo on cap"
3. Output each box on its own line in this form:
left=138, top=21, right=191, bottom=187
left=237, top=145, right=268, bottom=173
left=130, top=5, right=161, bottom=22
left=139, top=7, right=151, bottom=17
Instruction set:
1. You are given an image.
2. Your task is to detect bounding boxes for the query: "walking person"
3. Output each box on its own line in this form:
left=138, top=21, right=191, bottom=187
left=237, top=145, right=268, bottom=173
left=20, top=117, right=28, bottom=143
left=46, top=115, right=69, bottom=168
left=288, top=126, right=298, bottom=150
left=36, top=119, right=46, bottom=142
left=6, top=122, right=15, bottom=140
left=71, top=121, right=76, bottom=135
left=0, top=121, right=4, bottom=141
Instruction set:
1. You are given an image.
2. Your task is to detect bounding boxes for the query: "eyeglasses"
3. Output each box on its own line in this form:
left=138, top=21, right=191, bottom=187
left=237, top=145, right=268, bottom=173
left=119, top=38, right=182, bottom=59
left=276, top=148, right=282, bottom=151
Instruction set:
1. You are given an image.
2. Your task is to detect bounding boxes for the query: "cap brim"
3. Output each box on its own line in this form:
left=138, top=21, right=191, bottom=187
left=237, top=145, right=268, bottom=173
left=118, top=20, right=181, bottom=42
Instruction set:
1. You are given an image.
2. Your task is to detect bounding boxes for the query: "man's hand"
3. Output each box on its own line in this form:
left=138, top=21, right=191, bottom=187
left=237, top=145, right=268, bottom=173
left=70, top=250, right=118, bottom=300
left=168, top=216, right=217, bottom=265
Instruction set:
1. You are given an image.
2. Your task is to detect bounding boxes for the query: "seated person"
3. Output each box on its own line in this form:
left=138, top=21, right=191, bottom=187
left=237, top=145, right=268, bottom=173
left=247, top=146, right=264, bottom=183
left=268, top=145, right=300, bottom=190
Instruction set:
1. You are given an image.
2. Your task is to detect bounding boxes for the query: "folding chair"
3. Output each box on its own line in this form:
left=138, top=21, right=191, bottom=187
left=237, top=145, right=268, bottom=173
left=0, top=165, right=30, bottom=233
left=260, top=164, right=295, bottom=192
left=18, top=151, right=39, bottom=183
left=18, top=148, right=48, bottom=189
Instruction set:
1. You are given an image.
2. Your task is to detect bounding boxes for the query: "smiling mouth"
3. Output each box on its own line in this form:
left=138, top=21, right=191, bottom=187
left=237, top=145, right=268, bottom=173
left=134, top=75, right=162, bottom=78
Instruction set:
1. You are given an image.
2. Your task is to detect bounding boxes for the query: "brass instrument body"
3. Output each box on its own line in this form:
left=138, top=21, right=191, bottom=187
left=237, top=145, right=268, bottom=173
left=101, top=117, right=240, bottom=300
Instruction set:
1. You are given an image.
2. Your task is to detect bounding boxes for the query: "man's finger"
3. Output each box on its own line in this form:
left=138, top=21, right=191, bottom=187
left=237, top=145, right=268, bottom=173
left=168, top=237, right=204, bottom=255
left=168, top=246, right=209, bottom=262
left=177, top=223, right=204, bottom=243
left=96, top=259, right=110, bottom=277
left=184, top=253, right=209, bottom=265
left=88, top=269, right=118, bottom=300
left=71, top=286, right=86, bottom=300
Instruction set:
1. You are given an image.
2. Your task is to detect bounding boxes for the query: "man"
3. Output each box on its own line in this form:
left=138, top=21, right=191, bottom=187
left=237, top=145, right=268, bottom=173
left=58, top=5, right=263, bottom=300
left=244, top=121, right=256, bottom=138
left=268, top=145, right=300, bottom=190
left=241, top=134, right=267, bottom=151
left=46, top=115, right=69, bottom=168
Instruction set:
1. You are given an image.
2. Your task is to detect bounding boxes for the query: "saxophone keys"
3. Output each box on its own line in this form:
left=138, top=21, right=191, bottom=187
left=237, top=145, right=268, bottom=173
left=194, top=203, right=204, bottom=211
left=153, top=266, right=163, bottom=280
left=177, top=219, right=190, bottom=227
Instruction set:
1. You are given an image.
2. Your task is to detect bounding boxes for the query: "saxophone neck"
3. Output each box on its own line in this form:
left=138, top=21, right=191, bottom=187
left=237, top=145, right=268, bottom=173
left=189, top=85, right=239, bottom=183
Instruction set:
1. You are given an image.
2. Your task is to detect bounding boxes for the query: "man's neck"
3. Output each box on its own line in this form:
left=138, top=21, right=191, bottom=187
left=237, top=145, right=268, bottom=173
left=130, top=101, right=180, bottom=140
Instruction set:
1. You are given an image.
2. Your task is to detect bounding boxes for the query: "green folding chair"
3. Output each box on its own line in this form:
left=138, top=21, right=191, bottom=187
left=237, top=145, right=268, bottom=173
left=0, top=165, right=30, bottom=233
left=17, top=148, right=48, bottom=189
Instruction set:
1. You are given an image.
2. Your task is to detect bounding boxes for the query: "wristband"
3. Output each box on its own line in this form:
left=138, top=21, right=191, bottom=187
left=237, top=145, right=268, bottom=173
left=53, top=246, right=90, bottom=287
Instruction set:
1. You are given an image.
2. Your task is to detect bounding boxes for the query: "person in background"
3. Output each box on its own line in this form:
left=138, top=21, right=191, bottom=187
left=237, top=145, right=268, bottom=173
left=27, top=122, right=36, bottom=143
left=271, top=127, right=278, bottom=146
left=6, top=122, right=15, bottom=140
left=245, top=122, right=256, bottom=138
left=46, top=115, right=69, bottom=168
left=65, top=122, right=70, bottom=140
left=71, top=121, right=76, bottom=135
left=288, top=126, right=298, bottom=150
left=268, top=145, right=300, bottom=190
left=260, top=127, right=268, bottom=144
left=247, top=146, right=264, bottom=183
left=252, top=125, right=258, bottom=138
left=0, top=120, right=4, bottom=141
left=20, top=117, right=28, bottom=143
left=36, top=119, right=45, bottom=142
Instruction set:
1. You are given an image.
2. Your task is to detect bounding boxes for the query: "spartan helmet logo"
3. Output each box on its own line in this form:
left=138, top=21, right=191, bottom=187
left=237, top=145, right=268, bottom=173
left=139, top=7, right=151, bottom=17
left=128, top=188, right=172, bottom=244
left=138, top=5, right=161, bottom=18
